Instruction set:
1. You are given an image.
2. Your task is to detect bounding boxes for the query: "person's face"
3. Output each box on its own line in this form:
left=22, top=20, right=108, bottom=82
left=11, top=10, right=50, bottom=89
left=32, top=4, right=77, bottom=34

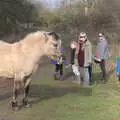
left=79, top=36, right=86, bottom=43
left=99, top=36, right=103, bottom=40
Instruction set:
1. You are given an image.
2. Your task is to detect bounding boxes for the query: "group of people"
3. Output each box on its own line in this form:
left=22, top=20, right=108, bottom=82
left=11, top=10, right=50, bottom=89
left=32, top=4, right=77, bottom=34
left=70, top=32, right=108, bottom=86
left=51, top=32, right=120, bottom=86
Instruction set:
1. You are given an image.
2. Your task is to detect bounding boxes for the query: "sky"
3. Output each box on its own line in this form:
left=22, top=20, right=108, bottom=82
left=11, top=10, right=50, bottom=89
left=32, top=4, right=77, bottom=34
left=30, top=0, right=81, bottom=9
left=31, top=0, right=61, bottom=8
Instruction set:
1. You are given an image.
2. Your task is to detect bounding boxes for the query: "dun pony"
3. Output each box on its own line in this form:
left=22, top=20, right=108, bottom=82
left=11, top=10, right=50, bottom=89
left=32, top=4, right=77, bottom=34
left=0, top=31, right=60, bottom=110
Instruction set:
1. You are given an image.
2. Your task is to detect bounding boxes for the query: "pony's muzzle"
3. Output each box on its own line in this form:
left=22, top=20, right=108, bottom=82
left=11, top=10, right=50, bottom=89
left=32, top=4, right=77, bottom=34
left=54, top=43, right=58, bottom=48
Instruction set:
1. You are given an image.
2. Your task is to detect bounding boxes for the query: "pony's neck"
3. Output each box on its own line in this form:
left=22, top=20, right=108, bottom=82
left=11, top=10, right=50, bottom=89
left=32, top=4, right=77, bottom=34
left=21, top=35, right=46, bottom=65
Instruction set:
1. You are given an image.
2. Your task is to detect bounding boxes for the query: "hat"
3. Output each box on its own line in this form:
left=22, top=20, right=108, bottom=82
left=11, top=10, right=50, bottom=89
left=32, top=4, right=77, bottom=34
left=98, top=33, right=104, bottom=37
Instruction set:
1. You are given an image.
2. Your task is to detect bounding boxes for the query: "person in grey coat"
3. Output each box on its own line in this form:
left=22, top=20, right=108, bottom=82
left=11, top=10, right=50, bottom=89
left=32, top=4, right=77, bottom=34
left=95, top=33, right=109, bottom=83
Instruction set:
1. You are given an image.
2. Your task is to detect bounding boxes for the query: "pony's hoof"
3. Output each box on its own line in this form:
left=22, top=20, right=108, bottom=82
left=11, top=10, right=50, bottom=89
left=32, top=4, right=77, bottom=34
left=24, top=103, right=31, bottom=108
left=11, top=101, right=17, bottom=107
left=22, top=99, right=31, bottom=108
left=11, top=101, right=20, bottom=111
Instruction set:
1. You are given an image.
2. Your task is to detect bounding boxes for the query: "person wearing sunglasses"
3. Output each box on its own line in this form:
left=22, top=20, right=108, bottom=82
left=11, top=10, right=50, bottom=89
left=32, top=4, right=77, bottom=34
left=76, top=32, right=92, bottom=86
left=95, top=33, right=109, bottom=83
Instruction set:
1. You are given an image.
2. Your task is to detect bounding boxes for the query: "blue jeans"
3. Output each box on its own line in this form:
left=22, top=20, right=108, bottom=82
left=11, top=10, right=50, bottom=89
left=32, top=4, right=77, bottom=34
left=79, top=67, right=89, bottom=85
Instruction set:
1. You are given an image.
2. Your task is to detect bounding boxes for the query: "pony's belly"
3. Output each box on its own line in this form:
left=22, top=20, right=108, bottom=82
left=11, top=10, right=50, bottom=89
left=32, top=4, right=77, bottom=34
left=0, top=70, right=14, bottom=78
left=0, top=63, right=14, bottom=78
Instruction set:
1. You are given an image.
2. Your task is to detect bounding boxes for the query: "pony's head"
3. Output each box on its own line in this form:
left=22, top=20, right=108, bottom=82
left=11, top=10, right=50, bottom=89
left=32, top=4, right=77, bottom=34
left=44, top=31, right=61, bottom=59
left=33, top=31, right=60, bottom=59
left=25, top=31, right=61, bottom=59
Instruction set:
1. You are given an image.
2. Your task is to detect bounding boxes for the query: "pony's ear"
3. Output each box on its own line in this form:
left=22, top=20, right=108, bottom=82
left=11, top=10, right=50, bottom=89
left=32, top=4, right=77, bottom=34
left=47, top=32, right=59, bottom=40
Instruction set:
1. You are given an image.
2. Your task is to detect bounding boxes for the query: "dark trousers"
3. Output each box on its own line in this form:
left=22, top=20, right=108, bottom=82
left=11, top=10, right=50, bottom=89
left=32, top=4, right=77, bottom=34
left=117, top=74, right=120, bottom=82
left=55, top=64, right=63, bottom=76
left=119, top=76, right=120, bottom=82
left=99, top=60, right=107, bottom=80
left=88, top=64, right=92, bottom=83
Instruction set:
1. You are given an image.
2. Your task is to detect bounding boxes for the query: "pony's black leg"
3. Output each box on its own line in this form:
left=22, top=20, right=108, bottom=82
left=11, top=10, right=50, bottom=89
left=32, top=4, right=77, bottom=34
left=23, top=77, right=31, bottom=107
left=11, top=81, right=19, bottom=109
left=23, top=85, right=30, bottom=107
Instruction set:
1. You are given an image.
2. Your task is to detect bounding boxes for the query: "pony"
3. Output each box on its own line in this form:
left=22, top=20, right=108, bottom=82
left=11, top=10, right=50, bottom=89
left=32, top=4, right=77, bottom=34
left=0, top=31, right=60, bottom=110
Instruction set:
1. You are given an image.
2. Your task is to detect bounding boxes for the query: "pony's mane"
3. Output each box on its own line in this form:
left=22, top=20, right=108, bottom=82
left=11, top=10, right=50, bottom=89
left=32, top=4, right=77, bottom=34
left=23, top=31, right=45, bottom=40
left=0, top=40, right=12, bottom=46
left=0, top=31, right=59, bottom=47
left=47, top=32, right=59, bottom=40
left=20, top=31, right=46, bottom=46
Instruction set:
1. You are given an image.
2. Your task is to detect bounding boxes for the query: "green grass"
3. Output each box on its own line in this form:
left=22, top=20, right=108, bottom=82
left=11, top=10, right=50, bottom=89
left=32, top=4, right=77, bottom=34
left=0, top=63, right=120, bottom=120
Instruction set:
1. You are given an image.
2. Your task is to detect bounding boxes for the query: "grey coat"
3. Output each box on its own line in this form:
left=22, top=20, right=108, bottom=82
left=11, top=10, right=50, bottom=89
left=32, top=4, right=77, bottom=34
left=76, top=40, right=92, bottom=67
left=96, top=38, right=108, bottom=60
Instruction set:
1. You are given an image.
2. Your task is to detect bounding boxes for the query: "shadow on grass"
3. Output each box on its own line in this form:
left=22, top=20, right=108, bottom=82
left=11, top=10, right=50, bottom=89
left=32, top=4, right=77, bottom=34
left=29, top=84, right=92, bottom=105
left=0, top=83, right=92, bottom=106
left=0, top=81, right=92, bottom=103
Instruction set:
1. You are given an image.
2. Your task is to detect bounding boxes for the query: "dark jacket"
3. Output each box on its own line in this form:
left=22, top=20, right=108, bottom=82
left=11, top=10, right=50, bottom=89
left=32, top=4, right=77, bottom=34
left=70, top=48, right=76, bottom=65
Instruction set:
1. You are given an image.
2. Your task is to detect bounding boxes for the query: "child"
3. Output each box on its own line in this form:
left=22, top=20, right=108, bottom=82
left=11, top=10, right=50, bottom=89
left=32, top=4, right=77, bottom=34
left=116, top=57, right=120, bottom=82
left=51, top=48, right=67, bottom=80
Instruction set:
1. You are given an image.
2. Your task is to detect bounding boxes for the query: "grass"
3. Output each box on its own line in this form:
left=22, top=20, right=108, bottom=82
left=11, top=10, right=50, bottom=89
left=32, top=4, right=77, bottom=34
left=0, top=61, right=120, bottom=120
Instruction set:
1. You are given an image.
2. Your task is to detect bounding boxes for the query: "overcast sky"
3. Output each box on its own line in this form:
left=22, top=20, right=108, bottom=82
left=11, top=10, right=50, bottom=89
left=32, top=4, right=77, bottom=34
left=30, top=0, right=81, bottom=9
left=36, top=0, right=59, bottom=4
left=31, top=0, right=60, bottom=8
